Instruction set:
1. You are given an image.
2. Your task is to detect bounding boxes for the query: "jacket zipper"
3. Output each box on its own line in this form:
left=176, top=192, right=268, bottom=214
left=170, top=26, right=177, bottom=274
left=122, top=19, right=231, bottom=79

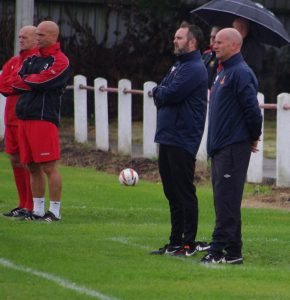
left=41, top=92, right=45, bottom=120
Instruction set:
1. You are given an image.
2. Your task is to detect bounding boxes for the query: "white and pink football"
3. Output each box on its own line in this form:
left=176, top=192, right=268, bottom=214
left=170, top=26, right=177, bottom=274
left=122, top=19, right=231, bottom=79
left=119, top=168, right=139, bottom=186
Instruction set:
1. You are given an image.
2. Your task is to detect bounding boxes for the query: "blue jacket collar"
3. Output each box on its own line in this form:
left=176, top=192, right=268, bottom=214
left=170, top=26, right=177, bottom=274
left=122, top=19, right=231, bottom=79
left=221, top=53, right=244, bottom=69
left=178, top=50, right=201, bottom=62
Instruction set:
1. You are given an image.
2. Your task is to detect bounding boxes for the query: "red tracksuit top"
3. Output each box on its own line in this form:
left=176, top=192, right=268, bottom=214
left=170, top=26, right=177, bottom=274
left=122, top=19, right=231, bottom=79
left=0, top=48, right=39, bottom=126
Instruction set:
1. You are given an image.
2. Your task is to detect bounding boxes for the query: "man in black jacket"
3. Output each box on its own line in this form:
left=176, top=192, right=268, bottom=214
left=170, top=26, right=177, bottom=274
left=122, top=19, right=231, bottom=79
left=150, top=22, right=208, bottom=256
left=13, top=21, right=71, bottom=222
left=201, top=28, right=262, bottom=264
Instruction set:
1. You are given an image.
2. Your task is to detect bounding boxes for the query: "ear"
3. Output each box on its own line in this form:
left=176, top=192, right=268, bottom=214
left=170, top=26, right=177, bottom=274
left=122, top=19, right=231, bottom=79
left=189, top=37, right=197, bottom=50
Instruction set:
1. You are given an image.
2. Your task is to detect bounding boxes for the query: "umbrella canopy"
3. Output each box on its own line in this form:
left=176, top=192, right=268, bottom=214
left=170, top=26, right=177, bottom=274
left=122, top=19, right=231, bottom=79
left=191, top=0, right=290, bottom=47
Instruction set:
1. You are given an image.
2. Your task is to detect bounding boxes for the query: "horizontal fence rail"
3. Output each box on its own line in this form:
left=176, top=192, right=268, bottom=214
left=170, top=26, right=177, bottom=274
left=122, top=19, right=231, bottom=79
left=1, top=75, right=290, bottom=187
left=260, top=103, right=290, bottom=110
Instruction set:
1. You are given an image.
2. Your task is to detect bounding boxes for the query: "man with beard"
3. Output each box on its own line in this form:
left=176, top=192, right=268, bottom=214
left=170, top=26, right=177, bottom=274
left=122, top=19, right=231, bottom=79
left=150, top=22, right=209, bottom=256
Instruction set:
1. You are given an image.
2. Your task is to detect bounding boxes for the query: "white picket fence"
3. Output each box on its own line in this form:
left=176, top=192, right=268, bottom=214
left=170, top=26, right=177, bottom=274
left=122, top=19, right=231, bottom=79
left=1, top=75, right=290, bottom=187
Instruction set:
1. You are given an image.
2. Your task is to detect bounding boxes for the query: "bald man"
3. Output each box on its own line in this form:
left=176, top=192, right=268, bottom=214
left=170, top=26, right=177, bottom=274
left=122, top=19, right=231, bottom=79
left=12, top=21, right=71, bottom=222
left=232, top=17, right=264, bottom=79
left=0, top=26, right=39, bottom=218
left=201, top=28, right=262, bottom=264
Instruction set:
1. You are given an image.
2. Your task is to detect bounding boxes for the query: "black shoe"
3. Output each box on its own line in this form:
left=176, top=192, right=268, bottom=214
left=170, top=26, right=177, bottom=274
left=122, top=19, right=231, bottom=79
left=42, top=211, right=61, bottom=222
left=149, top=244, right=182, bottom=255
left=22, top=212, right=43, bottom=221
left=195, top=241, right=211, bottom=252
left=14, top=209, right=30, bottom=218
left=201, top=253, right=223, bottom=264
left=172, top=244, right=197, bottom=257
left=221, top=255, right=243, bottom=265
left=184, top=244, right=198, bottom=256
left=3, top=207, right=24, bottom=217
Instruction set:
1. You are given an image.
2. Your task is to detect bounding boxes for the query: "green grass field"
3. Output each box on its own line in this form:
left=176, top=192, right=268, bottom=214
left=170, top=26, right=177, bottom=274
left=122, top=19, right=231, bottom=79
left=0, top=153, right=290, bottom=300
left=263, top=119, right=276, bottom=159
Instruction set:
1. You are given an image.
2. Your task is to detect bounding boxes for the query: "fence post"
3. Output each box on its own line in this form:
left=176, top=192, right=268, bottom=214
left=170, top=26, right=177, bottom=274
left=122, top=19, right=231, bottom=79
left=118, top=79, right=132, bottom=155
left=247, top=92, right=264, bottom=183
left=196, top=97, right=209, bottom=162
left=276, top=93, right=290, bottom=187
left=0, top=94, right=6, bottom=139
left=94, top=77, right=109, bottom=151
left=74, top=75, right=88, bottom=143
left=143, top=81, right=157, bottom=158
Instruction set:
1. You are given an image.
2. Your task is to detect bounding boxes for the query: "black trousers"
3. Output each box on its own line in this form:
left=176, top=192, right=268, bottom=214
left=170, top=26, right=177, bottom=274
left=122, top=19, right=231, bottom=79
left=210, top=142, right=251, bottom=257
left=158, top=144, right=198, bottom=246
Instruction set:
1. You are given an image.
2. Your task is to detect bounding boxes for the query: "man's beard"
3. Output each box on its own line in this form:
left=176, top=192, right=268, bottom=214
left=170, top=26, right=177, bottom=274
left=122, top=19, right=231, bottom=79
left=174, top=44, right=190, bottom=56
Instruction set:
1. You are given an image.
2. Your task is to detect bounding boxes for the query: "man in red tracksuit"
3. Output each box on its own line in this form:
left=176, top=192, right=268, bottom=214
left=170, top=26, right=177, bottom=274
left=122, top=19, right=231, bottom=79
left=0, top=26, right=39, bottom=217
left=12, top=21, right=71, bottom=222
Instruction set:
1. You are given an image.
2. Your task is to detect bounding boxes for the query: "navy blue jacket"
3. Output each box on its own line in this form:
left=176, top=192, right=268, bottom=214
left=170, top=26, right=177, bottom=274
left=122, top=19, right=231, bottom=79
left=207, top=53, right=262, bottom=157
left=153, top=50, right=208, bottom=156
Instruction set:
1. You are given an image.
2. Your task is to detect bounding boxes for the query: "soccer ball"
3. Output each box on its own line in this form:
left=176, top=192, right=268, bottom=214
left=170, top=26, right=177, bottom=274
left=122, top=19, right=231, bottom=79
left=119, top=168, right=139, bottom=186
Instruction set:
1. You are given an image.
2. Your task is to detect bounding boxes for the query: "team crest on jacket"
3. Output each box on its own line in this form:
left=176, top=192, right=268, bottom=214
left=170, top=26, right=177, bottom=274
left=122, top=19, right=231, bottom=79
left=171, top=66, right=176, bottom=72
left=43, top=63, right=49, bottom=70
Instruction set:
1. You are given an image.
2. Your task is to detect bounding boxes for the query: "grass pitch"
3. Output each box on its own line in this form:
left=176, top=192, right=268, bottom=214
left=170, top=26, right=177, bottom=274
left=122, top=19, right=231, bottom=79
left=0, top=153, right=290, bottom=300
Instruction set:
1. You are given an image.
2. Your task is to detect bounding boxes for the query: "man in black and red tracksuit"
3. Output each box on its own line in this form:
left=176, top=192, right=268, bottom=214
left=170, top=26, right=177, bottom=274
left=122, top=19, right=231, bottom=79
left=12, top=21, right=71, bottom=222
left=0, top=26, right=38, bottom=217
left=201, top=28, right=262, bottom=264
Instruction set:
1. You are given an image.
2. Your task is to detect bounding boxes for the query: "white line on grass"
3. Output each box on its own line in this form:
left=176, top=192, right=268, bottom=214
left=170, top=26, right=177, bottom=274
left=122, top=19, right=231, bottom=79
left=109, top=236, right=151, bottom=250
left=0, top=258, right=120, bottom=300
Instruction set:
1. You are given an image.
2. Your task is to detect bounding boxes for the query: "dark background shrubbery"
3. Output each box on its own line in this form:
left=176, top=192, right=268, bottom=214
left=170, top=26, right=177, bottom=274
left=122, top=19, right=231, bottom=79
left=1, top=0, right=290, bottom=121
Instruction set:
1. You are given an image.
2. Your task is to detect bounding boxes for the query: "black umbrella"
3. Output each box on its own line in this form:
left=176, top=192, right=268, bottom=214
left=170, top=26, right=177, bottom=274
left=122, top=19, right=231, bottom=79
left=191, top=0, right=290, bottom=47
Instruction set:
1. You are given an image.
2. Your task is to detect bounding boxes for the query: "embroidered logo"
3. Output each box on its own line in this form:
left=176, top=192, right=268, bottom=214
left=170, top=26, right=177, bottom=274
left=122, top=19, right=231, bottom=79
left=40, top=152, right=50, bottom=156
left=43, top=63, right=49, bottom=70
left=224, top=174, right=231, bottom=178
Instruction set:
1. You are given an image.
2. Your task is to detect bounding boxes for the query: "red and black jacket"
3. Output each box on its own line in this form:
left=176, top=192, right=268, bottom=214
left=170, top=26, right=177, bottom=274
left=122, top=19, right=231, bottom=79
left=13, top=42, right=71, bottom=126
left=0, top=48, right=39, bottom=126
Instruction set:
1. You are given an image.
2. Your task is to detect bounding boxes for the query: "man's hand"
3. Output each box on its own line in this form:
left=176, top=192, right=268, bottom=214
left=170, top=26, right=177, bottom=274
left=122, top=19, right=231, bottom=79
left=251, top=140, right=259, bottom=153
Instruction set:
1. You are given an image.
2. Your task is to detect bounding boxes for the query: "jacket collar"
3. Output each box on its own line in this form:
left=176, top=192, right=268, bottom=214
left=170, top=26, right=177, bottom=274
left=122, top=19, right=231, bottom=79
left=19, top=47, right=39, bottom=60
left=39, top=42, right=61, bottom=57
left=221, top=53, right=244, bottom=69
left=178, top=50, right=201, bottom=63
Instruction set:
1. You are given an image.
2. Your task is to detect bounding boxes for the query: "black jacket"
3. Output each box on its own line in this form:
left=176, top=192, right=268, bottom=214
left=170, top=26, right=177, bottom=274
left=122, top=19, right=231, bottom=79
left=13, top=43, right=71, bottom=126
left=207, top=53, right=262, bottom=157
left=241, top=34, right=265, bottom=79
left=153, top=50, right=208, bottom=156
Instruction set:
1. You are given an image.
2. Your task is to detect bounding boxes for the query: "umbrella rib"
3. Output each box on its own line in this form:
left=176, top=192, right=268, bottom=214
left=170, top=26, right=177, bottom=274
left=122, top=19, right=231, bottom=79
left=226, top=0, right=275, bottom=19
left=196, top=7, right=290, bottom=41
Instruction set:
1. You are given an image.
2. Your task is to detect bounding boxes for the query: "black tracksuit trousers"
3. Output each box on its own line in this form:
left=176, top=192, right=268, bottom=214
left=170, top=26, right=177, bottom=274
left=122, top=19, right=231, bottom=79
left=210, top=142, right=251, bottom=257
left=158, top=144, right=198, bottom=246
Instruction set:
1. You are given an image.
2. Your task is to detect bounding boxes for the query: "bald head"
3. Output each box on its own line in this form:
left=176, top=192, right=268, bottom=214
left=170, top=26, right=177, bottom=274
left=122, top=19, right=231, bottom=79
left=213, top=28, right=243, bottom=62
left=19, top=25, right=37, bottom=51
left=219, top=28, right=243, bottom=46
left=36, top=21, right=59, bottom=48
